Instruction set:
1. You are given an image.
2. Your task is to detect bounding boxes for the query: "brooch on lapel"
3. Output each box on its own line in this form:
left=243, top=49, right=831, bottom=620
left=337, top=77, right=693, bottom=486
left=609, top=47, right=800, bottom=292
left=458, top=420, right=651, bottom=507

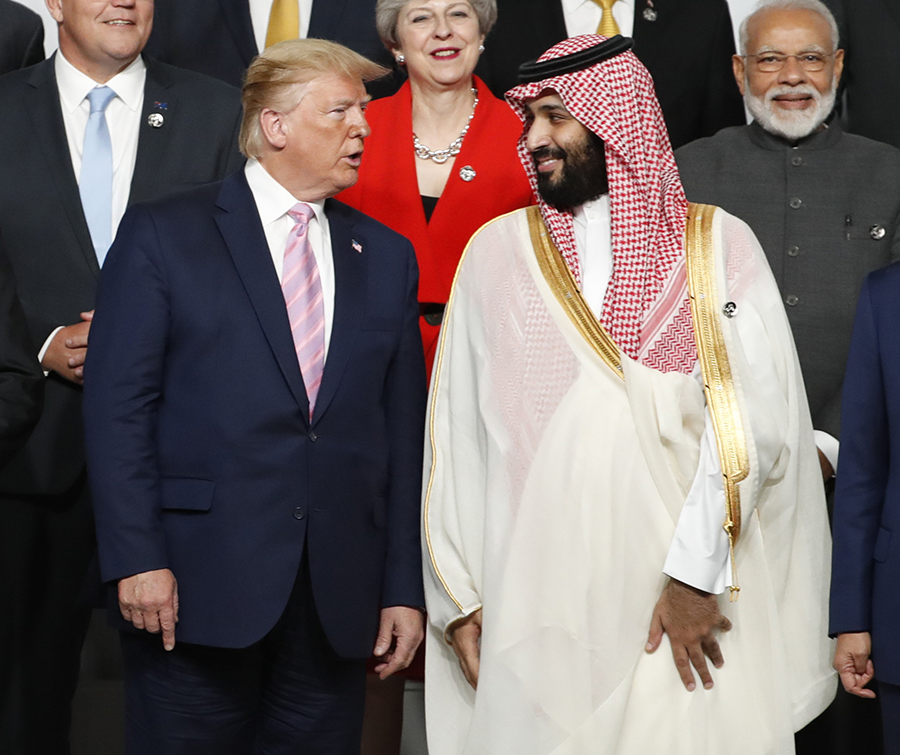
left=352, top=239, right=363, bottom=253
left=147, top=101, right=167, bottom=129
left=643, top=0, right=657, bottom=22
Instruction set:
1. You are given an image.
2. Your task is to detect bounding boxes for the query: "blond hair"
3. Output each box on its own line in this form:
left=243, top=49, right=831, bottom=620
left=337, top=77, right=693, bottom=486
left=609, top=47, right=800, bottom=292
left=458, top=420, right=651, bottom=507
left=240, top=39, right=388, bottom=158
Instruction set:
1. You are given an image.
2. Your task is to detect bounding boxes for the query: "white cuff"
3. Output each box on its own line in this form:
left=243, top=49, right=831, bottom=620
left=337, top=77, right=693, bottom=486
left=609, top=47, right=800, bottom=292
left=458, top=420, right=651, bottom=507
left=814, top=430, right=839, bottom=476
left=38, top=326, right=64, bottom=378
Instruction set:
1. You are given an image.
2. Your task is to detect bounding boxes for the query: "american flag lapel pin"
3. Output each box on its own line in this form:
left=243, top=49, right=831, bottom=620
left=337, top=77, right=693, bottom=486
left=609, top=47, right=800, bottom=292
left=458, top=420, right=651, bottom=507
left=352, top=239, right=363, bottom=253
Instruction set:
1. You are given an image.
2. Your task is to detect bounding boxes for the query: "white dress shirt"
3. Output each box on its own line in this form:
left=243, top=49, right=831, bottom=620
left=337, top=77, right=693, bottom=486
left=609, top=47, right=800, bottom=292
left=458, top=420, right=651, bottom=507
left=562, top=0, right=635, bottom=38
left=39, top=52, right=146, bottom=365
left=576, top=196, right=730, bottom=593
left=249, top=0, right=315, bottom=53
left=244, top=158, right=335, bottom=360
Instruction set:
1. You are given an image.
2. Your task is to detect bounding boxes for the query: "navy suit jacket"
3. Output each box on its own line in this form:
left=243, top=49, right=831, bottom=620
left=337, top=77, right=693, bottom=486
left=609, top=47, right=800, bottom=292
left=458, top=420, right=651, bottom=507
left=83, top=171, right=427, bottom=655
left=0, top=0, right=44, bottom=75
left=145, top=0, right=396, bottom=93
left=831, top=262, right=900, bottom=683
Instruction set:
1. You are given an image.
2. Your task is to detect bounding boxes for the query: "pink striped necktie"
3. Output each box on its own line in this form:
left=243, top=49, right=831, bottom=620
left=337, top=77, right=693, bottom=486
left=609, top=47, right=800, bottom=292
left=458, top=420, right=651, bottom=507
left=282, top=202, right=325, bottom=420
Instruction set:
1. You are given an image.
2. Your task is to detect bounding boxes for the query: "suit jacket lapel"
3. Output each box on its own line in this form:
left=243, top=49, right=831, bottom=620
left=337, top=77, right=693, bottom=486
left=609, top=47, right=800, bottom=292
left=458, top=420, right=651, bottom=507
left=25, top=57, right=99, bottom=278
left=217, top=0, right=258, bottom=61
left=215, top=173, right=311, bottom=419
left=130, top=57, right=175, bottom=205
left=313, top=199, right=365, bottom=424
left=308, top=0, right=350, bottom=39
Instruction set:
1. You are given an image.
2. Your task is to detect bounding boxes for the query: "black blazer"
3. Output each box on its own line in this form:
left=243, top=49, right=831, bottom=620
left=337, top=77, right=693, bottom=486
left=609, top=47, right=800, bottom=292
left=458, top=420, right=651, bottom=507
left=0, top=240, right=43, bottom=466
left=476, top=0, right=745, bottom=149
left=145, top=0, right=396, bottom=93
left=0, top=0, right=44, bottom=75
left=0, top=55, right=244, bottom=496
left=825, top=0, right=900, bottom=149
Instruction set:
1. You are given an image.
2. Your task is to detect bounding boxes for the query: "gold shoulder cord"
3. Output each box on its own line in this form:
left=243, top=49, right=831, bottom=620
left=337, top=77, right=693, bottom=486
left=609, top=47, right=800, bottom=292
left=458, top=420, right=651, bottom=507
left=685, top=203, right=750, bottom=601
left=527, top=206, right=624, bottom=380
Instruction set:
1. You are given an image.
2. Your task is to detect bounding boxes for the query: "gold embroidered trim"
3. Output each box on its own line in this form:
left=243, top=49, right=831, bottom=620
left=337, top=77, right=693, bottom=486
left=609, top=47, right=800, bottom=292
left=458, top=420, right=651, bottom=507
left=685, top=203, right=750, bottom=601
left=423, top=209, right=525, bottom=613
left=527, top=206, right=624, bottom=380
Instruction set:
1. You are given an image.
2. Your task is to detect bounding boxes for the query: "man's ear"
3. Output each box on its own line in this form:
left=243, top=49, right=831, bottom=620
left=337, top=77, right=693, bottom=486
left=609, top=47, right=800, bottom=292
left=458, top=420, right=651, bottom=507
left=46, top=0, right=64, bottom=24
left=833, top=48, right=845, bottom=88
left=732, top=54, right=747, bottom=96
left=259, top=108, right=288, bottom=150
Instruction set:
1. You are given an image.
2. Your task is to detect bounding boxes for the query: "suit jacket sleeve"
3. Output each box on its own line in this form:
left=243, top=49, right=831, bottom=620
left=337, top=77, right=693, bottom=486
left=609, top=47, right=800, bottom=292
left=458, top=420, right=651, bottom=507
left=0, top=239, right=43, bottom=466
left=382, top=238, right=428, bottom=608
left=829, top=274, right=889, bottom=635
left=83, top=205, right=172, bottom=583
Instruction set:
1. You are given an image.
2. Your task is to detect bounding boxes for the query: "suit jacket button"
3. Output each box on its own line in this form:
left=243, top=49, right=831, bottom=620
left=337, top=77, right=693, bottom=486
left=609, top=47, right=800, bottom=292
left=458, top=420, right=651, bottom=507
left=785, top=294, right=799, bottom=306
left=309, top=431, right=318, bottom=442
left=787, top=245, right=799, bottom=257
left=293, top=507, right=305, bottom=520
left=789, top=197, right=802, bottom=209
left=791, top=156, right=803, bottom=167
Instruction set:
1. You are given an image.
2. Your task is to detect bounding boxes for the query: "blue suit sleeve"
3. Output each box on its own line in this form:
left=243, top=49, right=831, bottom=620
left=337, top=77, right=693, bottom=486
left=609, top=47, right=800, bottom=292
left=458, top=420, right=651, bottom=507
left=83, top=205, right=171, bottom=585
left=381, top=239, right=427, bottom=609
left=830, top=275, right=890, bottom=635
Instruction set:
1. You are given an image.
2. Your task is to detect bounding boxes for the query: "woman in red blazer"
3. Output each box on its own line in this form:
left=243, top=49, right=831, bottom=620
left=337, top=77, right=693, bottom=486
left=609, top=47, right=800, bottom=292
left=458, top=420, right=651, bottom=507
left=338, top=0, right=533, bottom=378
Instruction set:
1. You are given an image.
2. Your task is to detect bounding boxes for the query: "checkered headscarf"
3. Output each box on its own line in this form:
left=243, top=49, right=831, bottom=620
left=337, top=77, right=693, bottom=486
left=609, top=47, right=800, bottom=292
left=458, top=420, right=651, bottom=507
left=506, top=35, right=696, bottom=374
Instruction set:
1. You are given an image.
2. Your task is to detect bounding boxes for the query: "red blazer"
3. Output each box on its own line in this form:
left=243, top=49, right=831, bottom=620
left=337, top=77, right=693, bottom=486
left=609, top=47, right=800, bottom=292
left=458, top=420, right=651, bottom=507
left=339, top=77, right=533, bottom=375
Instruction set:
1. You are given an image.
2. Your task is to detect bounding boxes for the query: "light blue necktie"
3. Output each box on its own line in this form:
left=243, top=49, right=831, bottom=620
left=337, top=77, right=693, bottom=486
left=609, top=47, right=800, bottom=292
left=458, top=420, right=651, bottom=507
left=79, top=86, right=117, bottom=266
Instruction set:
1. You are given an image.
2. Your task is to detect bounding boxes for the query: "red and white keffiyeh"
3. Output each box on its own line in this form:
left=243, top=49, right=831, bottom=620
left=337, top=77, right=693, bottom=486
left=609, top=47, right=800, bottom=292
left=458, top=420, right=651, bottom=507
left=506, top=35, right=696, bottom=374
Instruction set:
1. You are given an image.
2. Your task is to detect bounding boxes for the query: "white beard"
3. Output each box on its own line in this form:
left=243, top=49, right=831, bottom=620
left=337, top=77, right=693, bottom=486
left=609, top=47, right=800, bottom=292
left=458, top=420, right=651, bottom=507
left=745, top=78, right=837, bottom=140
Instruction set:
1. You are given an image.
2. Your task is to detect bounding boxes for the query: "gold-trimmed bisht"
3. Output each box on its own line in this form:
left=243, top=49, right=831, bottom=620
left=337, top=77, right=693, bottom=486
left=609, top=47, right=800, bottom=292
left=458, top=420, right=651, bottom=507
left=685, top=203, right=750, bottom=601
left=527, top=206, right=624, bottom=380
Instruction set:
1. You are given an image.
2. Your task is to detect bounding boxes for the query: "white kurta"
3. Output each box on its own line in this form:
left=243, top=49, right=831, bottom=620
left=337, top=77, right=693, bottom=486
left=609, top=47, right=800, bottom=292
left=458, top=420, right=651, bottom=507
left=423, top=207, right=835, bottom=755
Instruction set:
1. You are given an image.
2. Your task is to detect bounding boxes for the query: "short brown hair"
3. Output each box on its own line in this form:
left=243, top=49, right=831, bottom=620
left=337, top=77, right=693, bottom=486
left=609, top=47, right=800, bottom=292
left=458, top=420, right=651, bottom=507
left=239, top=39, right=388, bottom=159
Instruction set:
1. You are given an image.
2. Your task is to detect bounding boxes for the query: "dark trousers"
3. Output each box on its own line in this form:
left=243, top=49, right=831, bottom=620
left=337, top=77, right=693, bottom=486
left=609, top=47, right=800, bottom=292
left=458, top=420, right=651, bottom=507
left=880, top=680, right=900, bottom=755
left=120, top=555, right=367, bottom=755
left=0, top=476, right=95, bottom=755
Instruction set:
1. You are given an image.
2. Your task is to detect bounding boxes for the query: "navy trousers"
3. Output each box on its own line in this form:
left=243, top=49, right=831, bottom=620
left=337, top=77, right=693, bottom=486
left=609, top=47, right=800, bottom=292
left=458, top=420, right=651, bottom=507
left=120, top=555, right=367, bottom=754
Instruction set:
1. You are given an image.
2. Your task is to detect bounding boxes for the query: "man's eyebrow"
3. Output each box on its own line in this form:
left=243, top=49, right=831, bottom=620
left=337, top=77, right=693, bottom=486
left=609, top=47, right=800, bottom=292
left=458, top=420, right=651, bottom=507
left=533, top=103, right=570, bottom=115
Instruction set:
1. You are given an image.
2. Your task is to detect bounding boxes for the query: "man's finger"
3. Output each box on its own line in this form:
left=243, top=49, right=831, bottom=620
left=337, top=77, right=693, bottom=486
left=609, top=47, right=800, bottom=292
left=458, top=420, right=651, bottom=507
left=160, top=606, right=177, bottom=651
left=143, top=610, right=162, bottom=635
left=119, top=604, right=133, bottom=622
left=670, top=644, right=696, bottom=691
left=645, top=610, right=664, bottom=653
left=689, top=645, right=714, bottom=689
left=702, top=636, right=724, bottom=669
left=130, top=610, right=146, bottom=631
left=373, top=619, right=395, bottom=657
left=718, top=616, right=733, bottom=633
left=452, top=630, right=481, bottom=690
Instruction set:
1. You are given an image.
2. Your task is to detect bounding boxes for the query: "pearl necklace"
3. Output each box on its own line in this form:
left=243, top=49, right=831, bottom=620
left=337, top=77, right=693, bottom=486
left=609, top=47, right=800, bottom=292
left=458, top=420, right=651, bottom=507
left=413, top=88, right=479, bottom=164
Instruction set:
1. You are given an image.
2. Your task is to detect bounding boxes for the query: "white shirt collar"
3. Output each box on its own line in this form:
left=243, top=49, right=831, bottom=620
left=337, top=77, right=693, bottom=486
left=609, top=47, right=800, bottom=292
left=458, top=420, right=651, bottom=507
left=55, top=51, right=146, bottom=114
left=244, top=158, right=327, bottom=226
left=573, top=194, right=610, bottom=224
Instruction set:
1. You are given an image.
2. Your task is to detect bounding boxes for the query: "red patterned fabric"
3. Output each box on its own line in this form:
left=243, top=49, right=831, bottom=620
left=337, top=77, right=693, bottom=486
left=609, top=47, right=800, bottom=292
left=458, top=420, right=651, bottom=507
left=506, top=35, right=697, bottom=374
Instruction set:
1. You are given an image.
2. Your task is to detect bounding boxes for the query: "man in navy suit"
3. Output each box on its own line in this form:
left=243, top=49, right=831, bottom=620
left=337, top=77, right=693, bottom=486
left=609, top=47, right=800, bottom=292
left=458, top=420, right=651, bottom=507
left=144, top=0, right=395, bottom=93
left=830, top=263, right=900, bottom=754
left=83, top=39, right=426, bottom=753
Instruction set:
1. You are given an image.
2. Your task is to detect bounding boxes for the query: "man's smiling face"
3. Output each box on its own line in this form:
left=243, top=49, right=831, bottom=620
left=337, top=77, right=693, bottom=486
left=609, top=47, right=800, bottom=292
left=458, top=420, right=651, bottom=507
left=524, top=91, right=608, bottom=211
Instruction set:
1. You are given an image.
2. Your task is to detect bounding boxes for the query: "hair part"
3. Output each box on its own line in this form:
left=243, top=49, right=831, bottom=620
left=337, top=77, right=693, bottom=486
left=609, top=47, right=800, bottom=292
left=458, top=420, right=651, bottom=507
left=739, top=0, right=839, bottom=55
left=375, top=0, right=498, bottom=50
left=240, top=38, right=388, bottom=159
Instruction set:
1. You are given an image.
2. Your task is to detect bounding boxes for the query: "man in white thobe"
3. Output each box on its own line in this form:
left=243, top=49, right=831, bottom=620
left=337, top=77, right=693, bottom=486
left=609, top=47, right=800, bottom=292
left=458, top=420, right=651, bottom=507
left=423, top=34, right=835, bottom=755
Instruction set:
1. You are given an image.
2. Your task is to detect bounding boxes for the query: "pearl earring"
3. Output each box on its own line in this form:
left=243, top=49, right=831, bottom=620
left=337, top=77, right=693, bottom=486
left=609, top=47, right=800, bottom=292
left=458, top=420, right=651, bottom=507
left=479, top=44, right=485, bottom=53
left=397, top=53, right=406, bottom=65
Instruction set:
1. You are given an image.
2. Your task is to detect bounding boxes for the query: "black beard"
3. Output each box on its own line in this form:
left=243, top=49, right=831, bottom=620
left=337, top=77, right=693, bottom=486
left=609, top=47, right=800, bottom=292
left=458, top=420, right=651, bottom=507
left=534, top=130, right=608, bottom=211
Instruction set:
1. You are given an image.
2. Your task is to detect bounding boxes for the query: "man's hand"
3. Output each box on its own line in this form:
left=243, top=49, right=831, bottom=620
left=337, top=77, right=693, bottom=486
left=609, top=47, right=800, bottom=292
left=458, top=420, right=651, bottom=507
left=818, top=448, right=835, bottom=483
left=834, top=632, right=876, bottom=698
left=373, top=606, right=425, bottom=680
left=118, top=568, right=179, bottom=651
left=646, top=578, right=732, bottom=691
left=448, top=608, right=482, bottom=690
left=41, top=310, right=93, bottom=384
